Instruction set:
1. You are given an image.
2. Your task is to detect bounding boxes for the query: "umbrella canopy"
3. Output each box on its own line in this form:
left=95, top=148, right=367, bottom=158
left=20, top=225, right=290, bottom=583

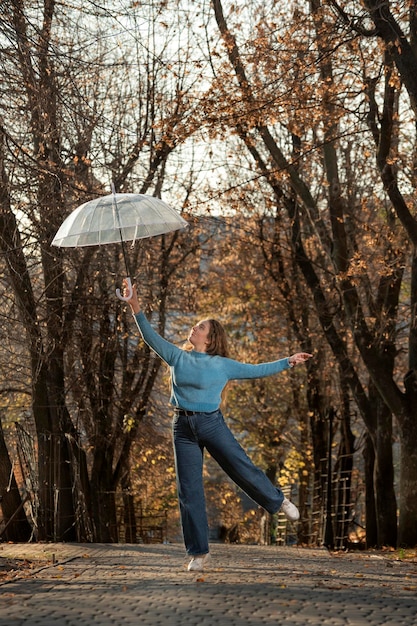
left=51, top=191, right=188, bottom=301
left=51, top=193, right=188, bottom=248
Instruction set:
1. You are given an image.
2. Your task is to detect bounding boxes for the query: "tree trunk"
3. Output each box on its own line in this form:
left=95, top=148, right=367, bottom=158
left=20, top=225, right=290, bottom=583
left=400, top=370, right=417, bottom=546
left=363, top=433, right=377, bottom=548
left=371, top=391, right=398, bottom=547
left=90, top=442, right=119, bottom=542
left=366, top=381, right=397, bottom=547
left=333, top=381, right=355, bottom=550
left=306, top=369, right=329, bottom=544
left=30, top=351, right=55, bottom=540
left=121, top=473, right=137, bottom=544
left=298, top=401, right=311, bottom=544
left=91, top=488, right=118, bottom=543
left=0, top=417, right=32, bottom=542
left=398, top=429, right=417, bottom=547
left=65, top=433, right=94, bottom=542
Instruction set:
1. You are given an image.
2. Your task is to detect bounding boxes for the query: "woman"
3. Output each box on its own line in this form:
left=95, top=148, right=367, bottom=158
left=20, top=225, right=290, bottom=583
left=124, top=281, right=312, bottom=571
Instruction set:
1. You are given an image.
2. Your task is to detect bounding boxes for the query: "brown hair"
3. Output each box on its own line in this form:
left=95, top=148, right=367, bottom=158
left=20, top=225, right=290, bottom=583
left=205, top=319, right=229, bottom=357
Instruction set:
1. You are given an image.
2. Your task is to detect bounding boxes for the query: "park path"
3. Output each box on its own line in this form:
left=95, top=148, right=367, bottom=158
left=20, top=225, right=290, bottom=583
left=1, top=542, right=416, bottom=625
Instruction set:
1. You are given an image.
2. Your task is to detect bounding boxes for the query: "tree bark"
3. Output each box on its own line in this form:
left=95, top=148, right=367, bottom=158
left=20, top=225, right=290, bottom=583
left=363, top=433, right=377, bottom=548
left=0, top=418, right=32, bottom=542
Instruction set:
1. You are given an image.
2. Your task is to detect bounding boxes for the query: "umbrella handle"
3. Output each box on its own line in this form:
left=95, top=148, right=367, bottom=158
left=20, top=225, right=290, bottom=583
left=116, top=277, right=133, bottom=302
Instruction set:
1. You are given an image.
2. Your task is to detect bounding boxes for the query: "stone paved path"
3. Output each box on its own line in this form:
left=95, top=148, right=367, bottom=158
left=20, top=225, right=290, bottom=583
left=1, top=543, right=416, bottom=625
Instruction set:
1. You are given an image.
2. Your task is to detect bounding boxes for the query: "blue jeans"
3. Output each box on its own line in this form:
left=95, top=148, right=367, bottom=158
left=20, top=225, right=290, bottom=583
left=172, top=409, right=285, bottom=555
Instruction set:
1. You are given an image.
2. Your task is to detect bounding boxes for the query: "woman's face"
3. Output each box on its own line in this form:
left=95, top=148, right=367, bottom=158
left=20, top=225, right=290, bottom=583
left=188, top=319, right=211, bottom=352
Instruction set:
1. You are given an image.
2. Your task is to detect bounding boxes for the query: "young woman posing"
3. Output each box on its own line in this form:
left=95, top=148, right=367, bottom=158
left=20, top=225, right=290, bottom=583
left=124, top=281, right=312, bottom=571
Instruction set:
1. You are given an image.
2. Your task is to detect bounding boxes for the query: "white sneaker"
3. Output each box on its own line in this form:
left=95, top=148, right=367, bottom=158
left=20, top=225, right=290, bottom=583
left=280, top=498, right=300, bottom=521
left=187, top=553, right=211, bottom=572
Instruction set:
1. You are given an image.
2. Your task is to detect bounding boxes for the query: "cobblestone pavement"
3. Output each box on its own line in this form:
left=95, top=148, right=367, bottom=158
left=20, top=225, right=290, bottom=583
left=0, top=542, right=416, bottom=626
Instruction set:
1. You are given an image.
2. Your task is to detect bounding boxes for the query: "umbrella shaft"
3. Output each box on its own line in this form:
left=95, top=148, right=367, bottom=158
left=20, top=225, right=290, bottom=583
left=111, top=183, right=131, bottom=277
left=120, top=237, right=132, bottom=278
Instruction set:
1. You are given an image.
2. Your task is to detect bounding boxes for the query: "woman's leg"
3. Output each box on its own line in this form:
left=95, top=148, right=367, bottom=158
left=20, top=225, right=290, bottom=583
left=200, top=410, right=284, bottom=514
left=172, top=413, right=210, bottom=556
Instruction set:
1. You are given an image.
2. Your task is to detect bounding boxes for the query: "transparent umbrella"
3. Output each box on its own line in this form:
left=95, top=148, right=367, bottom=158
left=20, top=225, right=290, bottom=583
left=52, top=186, right=188, bottom=300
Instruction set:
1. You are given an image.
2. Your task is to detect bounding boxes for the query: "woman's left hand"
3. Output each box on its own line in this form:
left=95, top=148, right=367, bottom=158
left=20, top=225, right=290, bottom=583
left=288, top=352, right=313, bottom=367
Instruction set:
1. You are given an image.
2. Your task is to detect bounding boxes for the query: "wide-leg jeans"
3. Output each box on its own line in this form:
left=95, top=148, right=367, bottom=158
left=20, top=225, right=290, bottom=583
left=172, top=409, right=285, bottom=556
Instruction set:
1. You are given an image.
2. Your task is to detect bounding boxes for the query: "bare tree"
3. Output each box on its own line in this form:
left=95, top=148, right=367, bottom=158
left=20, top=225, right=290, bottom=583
left=0, top=0, right=212, bottom=540
left=329, top=0, right=417, bottom=549
left=207, top=0, right=412, bottom=545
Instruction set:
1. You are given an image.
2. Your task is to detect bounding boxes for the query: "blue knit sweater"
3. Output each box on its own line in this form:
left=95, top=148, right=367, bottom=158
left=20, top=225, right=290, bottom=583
left=134, top=312, right=291, bottom=412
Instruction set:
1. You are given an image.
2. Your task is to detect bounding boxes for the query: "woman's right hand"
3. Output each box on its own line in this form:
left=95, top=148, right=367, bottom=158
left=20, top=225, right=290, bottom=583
left=123, top=279, right=140, bottom=313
